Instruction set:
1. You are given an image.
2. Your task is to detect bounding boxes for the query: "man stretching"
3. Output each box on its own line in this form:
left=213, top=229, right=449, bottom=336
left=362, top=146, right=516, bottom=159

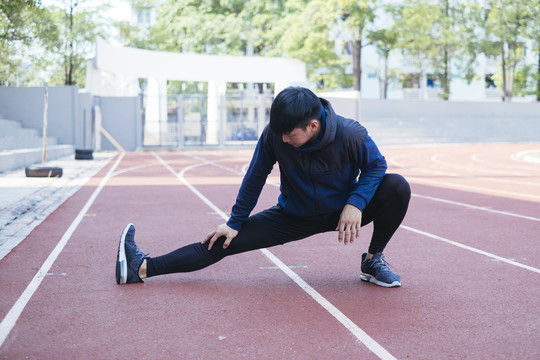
left=116, top=87, right=410, bottom=287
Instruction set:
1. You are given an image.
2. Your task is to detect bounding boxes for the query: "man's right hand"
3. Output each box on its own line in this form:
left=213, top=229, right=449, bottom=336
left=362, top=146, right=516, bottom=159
left=202, top=223, right=239, bottom=250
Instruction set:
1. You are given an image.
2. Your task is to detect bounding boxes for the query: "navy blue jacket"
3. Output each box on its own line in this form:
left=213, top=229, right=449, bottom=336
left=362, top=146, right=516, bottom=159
left=226, top=98, right=387, bottom=231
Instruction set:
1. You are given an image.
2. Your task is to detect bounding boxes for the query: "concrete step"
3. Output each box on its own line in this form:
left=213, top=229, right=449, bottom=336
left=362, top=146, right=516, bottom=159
left=0, top=136, right=58, bottom=151
left=0, top=127, right=40, bottom=137
left=0, top=145, right=74, bottom=173
left=0, top=119, right=39, bottom=137
left=0, top=118, right=23, bottom=130
left=0, top=116, right=71, bottom=171
left=0, top=116, right=40, bottom=136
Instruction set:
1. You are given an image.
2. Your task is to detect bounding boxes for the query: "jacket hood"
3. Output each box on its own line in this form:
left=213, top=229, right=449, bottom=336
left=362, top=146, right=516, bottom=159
left=298, top=97, right=337, bottom=152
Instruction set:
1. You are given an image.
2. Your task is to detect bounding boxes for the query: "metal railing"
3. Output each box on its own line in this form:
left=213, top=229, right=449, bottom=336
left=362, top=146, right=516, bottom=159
left=140, top=92, right=273, bottom=148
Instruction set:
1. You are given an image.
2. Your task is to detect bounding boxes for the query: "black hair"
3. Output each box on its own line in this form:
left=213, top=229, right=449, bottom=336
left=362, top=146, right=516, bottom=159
left=269, top=87, right=322, bottom=135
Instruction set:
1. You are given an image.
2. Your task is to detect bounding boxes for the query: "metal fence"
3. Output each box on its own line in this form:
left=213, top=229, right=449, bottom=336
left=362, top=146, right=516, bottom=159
left=141, top=92, right=273, bottom=148
left=224, top=93, right=273, bottom=146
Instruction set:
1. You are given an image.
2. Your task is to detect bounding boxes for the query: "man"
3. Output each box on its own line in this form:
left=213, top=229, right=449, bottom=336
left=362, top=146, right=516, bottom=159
left=116, top=87, right=410, bottom=287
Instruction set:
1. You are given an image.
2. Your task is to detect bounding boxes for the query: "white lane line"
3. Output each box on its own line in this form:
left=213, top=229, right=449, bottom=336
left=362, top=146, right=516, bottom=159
left=186, top=154, right=245, bottom=175
left=412, top=193, right=540, bottom=222
left=225, top=160, right=540, bottom=271
left=259, top=248, right=396, bottom=359
left=391, top=157, right=539, bottom=190
left=230, top=161, right=540, bottom=271
left=405, top=176, right=540, bottom=202
left=112, top=162, right=162, bottom=177
left=471, top=152, right=540, bottom=172
left=400, top=225, right=540, bottom=275
left=513, top=149, right=540, bottom=164
left=389, top=153, right=540, bottom=188
left=430, top=153, right=531, bottom=177
left=0, top=153, right=125, bottom=349
left=236, top=160, right=539, bottom=222
left=152, top=152, right=397, bottom=360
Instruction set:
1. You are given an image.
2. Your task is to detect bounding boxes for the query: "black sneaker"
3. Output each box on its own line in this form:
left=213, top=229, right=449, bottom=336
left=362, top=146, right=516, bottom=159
left=116, top=223, right=146, bottom=284
left=360, top=252, right=401, bottom=288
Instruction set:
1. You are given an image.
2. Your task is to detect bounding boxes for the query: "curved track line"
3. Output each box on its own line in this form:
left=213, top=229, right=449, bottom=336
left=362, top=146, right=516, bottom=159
left=387, top=155, right=462, bottom=176
left=186, top=154, right=245, bottom=176
left=513, top=149, right=540, bottom=164
left=196, top=159, right=540, bottom=276
left=388, top=153, right=540, bottom=201
left=232, top=157, right=539, bottom=222
left=389, top=150, right=539, bottom=187
left=471, top=153, right=540, bottom=173
left=112, top=163, right=163, bottom=177
left=409, top=166, right=539, bottom=189
left=240, top=159, right=539, bottom=221
left=151, top=152, right=397, bottom=360
left=429, top=153, right=540, bottom=188
left=406, top=176, right=540, bottom=202
left=430, top=153, right=530, bottom=177
left=0, top=153, right=125, bottom=349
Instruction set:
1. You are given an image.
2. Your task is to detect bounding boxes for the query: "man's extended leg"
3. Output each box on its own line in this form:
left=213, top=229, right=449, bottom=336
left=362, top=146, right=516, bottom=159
left=141, top=206, right=338, bottom=279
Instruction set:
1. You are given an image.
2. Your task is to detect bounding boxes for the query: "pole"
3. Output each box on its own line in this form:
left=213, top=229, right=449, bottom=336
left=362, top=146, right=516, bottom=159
left=25, top=83, right=63, bottom=177
left=43, top=83, right=48, bottom=164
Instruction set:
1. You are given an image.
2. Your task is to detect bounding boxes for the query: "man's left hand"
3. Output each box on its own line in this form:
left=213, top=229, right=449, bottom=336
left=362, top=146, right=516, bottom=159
left=336, top=204, right=362, bottom=245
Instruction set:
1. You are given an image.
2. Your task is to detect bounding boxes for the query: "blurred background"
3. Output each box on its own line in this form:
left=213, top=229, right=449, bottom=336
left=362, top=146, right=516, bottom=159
left=3, top=0, right=540, bottom=101
left=1, top=1, right=539, bottom=171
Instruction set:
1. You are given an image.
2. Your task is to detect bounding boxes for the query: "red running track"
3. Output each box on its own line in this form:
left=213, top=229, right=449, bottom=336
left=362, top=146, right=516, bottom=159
left=1, top=143, right=539, bottom=359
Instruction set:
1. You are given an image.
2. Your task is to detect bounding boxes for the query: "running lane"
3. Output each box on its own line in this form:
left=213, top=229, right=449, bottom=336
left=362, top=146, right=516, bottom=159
left=1, top=143, right=539, bottom=359
left=0, top=152, right=388, bottom=359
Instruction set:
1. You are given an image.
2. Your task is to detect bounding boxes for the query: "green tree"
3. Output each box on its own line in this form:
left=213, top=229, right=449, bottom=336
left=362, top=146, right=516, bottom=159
left=336, top=0, right=376, bottom=91
left=367, top=27, right=397, bottom=99
left=152, top=0, right=252, bottom=55
left=273, top=0, right=346, bottom=89
left=525, top=0, right=540, bottom=101
left=482, top=0, right=532, bottom=101
left=391, top=0, right=433, bottom=94
left=129, top=0, right=365, bottom=90
left=452, top=0, right=484, bottom=85
left=46, top=0, right=110, bottom=86
left=0, top=0, right=58, bottom=86
left=391, top=0, right=467, bottom=100
left=115, top=0, right=156, bottom=49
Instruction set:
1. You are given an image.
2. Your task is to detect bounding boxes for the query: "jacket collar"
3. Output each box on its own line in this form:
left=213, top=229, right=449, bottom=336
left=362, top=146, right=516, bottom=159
left=297, top=98, right=337, bottom=152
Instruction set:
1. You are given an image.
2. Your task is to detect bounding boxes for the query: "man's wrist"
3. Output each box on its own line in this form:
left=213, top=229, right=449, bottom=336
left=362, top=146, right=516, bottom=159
left=226, top=218, right=242, bottom=232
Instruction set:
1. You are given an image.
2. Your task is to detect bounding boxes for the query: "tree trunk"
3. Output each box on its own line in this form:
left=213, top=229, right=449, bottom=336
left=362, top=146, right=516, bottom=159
left=65, top=2, right=75, bottom=85
left=442, top=0, right=450, bottom=100
left=442, top=48, right=449, bottom=100
left=383, top=52, right=389, bottom=99
left=350, top=39, right=362, bottom=91
left=537, top=50, right=540, bottom=102
left=501, top=43, right=507, bottom=102
left=507, top=42, right=516, bottom=102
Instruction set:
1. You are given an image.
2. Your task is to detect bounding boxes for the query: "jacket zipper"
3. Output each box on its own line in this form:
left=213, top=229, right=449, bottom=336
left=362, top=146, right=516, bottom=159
left=307, top=153, right=321, bottom=215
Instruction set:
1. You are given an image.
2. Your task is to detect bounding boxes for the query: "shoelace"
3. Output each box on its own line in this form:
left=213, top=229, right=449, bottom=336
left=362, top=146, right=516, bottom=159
left=370, top=255, right=397, bottom=274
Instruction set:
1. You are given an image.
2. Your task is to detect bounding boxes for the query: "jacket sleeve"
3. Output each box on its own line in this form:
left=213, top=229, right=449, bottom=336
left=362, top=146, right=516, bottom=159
left=346, top=134, right=387, bottom=211
left=226, top=132, right=276, bottom=231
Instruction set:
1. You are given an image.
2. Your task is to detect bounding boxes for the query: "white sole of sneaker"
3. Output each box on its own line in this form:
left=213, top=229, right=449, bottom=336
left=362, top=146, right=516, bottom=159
left=116, top=223, right=132, bottom=284
left=360, top=273, right=401, bottom=288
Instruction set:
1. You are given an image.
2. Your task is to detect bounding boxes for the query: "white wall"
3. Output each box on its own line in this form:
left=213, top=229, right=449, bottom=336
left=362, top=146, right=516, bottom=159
left=0, top=86, right=142, bottom=151
left=322, top=92, right=540, bottom=146
left=0, top=86, right=82, bottom=146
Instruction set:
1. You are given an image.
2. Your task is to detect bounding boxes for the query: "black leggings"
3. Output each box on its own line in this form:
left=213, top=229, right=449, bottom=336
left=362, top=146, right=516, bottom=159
left=146, top=173, right=411, bottom=277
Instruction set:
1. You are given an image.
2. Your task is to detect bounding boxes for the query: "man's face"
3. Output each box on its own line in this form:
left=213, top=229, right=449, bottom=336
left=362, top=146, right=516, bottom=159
left=281, top=119, right=320, bottom=148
